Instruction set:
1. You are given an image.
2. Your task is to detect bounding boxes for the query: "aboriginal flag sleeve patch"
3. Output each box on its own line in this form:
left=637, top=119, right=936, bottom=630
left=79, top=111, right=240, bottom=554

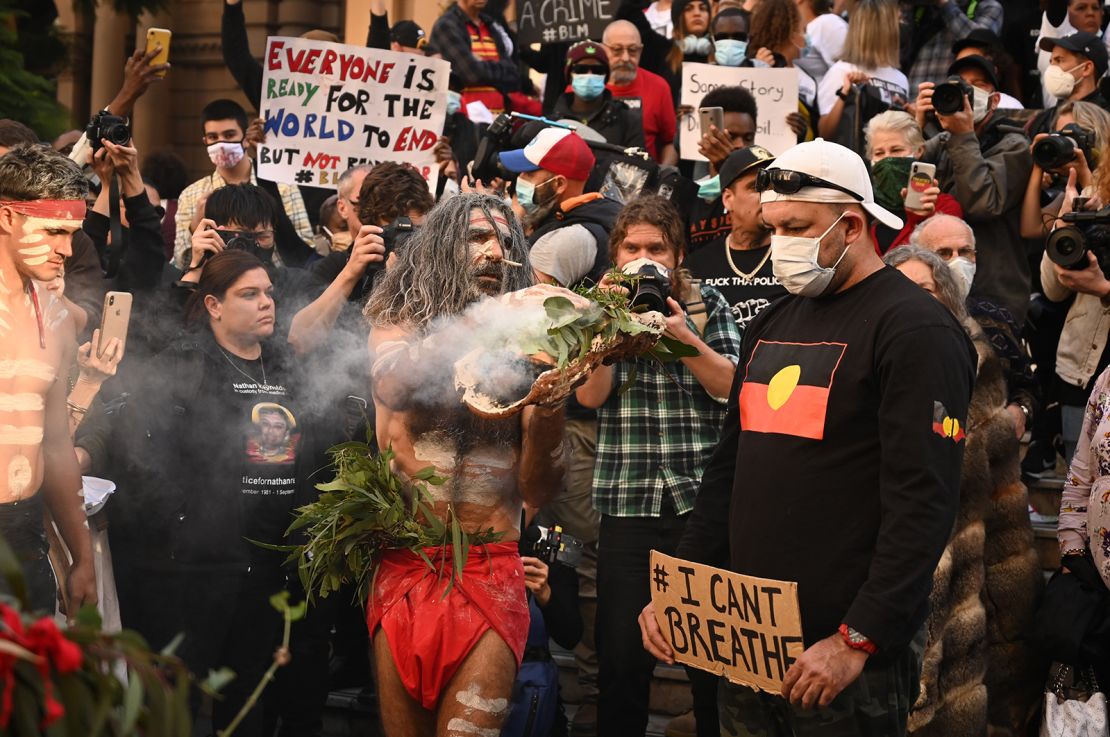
left=738, top=341, right=847, bottom=440
left=932, top=401, right=966, bottom=443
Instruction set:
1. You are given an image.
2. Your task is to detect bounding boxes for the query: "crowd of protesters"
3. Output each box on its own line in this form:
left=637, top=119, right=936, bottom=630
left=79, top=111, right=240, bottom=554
left=8, top=0, right=1110, bottom=735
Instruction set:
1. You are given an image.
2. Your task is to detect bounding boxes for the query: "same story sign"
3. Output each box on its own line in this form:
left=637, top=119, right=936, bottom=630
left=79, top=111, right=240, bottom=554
left=515, top=0, right=613, bottom=46
left=649, top=551, right=804, bottom=695
left=679, top=63, right=799, bottom=161
left=258, top=37, right=450, bottom=192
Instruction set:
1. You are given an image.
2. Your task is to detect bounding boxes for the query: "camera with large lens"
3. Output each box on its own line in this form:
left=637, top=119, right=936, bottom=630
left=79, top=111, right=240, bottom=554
left=518, top=524, right=583, bottom=568
left=931, top=77, right=975, bottom=116
left=625, top=259, right=673, bottom=315
left=215, top=229, right=259, bottom=253
left=1033, top=123, right=1095, bottom=171
left=1046, top=205, right=1110, bottom=273
left=85, top=111, right=131, bottom=151
left=468, top=113, right=515, bottom=184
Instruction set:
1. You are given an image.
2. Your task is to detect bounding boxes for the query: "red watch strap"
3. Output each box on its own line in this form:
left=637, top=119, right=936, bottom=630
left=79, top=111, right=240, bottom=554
left=838, top=623, right=878, bottom=655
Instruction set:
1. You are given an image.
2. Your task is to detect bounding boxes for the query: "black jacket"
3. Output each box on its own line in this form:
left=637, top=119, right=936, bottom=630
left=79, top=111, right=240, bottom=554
left=530, top=195, right=622, bottom=286
left=549, top=91, right=646, bottom=150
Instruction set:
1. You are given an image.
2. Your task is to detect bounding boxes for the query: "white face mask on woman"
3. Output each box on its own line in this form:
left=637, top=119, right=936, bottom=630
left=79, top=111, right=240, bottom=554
left=770, top=213, right=849, bottom=298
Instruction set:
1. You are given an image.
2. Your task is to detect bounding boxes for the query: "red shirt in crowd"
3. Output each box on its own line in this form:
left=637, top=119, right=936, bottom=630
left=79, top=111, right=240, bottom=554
left=871, top=193, right=964, bottom=255
left=606, top=67, right=676, bottom=161
left=462, top=18, right=506, bottom=115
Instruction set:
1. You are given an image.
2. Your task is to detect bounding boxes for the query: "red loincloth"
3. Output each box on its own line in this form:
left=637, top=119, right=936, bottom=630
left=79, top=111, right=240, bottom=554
left=366, top=542, right=528, bottom=710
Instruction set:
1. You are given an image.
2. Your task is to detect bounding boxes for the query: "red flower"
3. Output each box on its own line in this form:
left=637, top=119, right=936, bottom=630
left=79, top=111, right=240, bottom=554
left=0, top=603, right=86, bottom=728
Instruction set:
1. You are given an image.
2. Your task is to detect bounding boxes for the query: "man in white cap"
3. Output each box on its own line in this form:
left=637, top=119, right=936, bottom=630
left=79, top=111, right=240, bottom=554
left=638, top=139, right=976, bottom=735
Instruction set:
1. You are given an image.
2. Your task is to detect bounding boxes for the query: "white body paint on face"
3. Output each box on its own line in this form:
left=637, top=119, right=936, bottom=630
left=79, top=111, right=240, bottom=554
left=18, top=245, right=51, bottom=256
left=455, top=685, right=508, bottom=714
left=18, top=234, right=44, bottom=244
left=16, top=216, right=80, bottom=268
left=0, top=360, right=55, bottom=382
left=0, top=393, right=44, bottom=412
left=0, top=425, right=44, bottom=445
left=445, top=718, right=500, bottom=737
left=7, top=455, right=31, bottom=497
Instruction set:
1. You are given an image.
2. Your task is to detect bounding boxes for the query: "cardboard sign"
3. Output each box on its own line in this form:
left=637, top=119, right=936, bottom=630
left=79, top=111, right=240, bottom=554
left=649, top=551, right=804, bottom=694
left=679, top=63, right=799, bottom=161
left=258, top=37, right=450, bottom=191
left=516, top=0, right=613, bottom=46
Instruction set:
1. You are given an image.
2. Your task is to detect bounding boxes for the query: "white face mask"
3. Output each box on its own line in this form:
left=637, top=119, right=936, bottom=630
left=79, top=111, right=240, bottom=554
left=1044, top=62, right=1084, bottom=99
left=970, top=87, right=991, bottom=124
left=947, top=256, right=976, bottom=300
left=207, top=141, right=245, bottom=169
left=770, top=212, right=849, bottom=298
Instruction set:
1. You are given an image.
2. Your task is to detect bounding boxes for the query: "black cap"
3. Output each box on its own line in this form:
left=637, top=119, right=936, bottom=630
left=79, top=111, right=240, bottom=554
left=947, top=54, right=1000, bottom=90
left=1039, top=31, right=1109, bottom=78
left=390, top=20, right=426, bottom=50
left=951, top=28, right=1001, bottom=56
left=719, top=145, right=775, bottom=190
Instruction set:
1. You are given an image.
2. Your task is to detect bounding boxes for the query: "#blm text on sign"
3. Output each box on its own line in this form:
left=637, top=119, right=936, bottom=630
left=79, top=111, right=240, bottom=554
left=515, top=0, right=613, bottom=46
left=258, top=37, right=450, bottom=191
left=649, top=550, right=804, bottom=695
left=679, top=63, right=799, bottom=160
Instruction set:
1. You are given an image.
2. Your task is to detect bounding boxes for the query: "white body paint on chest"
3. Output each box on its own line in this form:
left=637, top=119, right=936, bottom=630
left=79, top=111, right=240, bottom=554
left=0, top=425, right=43, bottom=445
left=0, top=360, right=55, bottom=382
left=0, top=393, right=44, bottom=412
left=7, top=455, right=31, bottom=498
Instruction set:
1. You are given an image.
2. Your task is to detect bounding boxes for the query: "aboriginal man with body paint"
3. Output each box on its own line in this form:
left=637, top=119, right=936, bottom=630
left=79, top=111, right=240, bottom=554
left=0, top=145, right=97, bottom=613
left=362, top=192, right=567, bottom=737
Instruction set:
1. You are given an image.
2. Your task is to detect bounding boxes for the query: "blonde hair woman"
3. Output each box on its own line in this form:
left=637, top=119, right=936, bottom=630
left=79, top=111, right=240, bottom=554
left=816, top=0, right=908, bottom=139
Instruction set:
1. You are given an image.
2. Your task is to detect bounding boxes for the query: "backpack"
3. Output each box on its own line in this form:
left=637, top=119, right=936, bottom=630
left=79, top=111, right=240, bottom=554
left=501, top=597, right=561, bottom=737
left=831, top=83, right=891, bottom=158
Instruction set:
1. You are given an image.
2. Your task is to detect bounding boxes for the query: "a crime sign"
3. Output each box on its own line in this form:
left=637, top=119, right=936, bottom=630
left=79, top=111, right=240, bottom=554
left=649, top=550, right=804, bottom=694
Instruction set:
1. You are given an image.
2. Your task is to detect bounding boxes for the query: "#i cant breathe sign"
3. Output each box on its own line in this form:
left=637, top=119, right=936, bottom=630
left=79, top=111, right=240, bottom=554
left=649, top=550, right=804, bottom=694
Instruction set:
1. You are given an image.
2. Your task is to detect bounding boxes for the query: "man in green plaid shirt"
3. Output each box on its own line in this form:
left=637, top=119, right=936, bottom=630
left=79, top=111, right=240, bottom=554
left=576, top=196, right=742, bottom=737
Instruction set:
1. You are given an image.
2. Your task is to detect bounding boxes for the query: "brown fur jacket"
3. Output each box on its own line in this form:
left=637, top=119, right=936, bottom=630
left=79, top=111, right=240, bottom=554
left=909, top=321, right=1044, bottom=737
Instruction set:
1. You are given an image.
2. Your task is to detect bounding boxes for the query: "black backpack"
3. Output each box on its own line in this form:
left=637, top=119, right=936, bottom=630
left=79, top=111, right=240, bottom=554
left=500, top=596, right=560, bottom=737
left=831, top=83, right=891, bottom=158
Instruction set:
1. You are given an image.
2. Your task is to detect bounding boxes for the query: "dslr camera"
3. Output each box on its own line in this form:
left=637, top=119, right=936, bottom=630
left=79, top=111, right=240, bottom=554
left=520, top=524, right=584, bottom=568
left=85, top=111, right=131, bottom=151
left=468, top=113, right=515, bottom=185
left=1046, top=205, right=1110, bottom=273
left=1033, top=123, right=1095, bottom=171
left=931, top=76, right=975, bottom=116
left=624, top=259, right=673, bottom=315
left=215, top=229, right=258, bottom=252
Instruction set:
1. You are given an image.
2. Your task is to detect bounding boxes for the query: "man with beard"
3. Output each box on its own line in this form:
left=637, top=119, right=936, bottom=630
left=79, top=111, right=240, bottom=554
left=603, top=20, right=679, bottom=165
left=502, top=127, right=621, bottom=288
left=362, top=193, right=568, bottom=737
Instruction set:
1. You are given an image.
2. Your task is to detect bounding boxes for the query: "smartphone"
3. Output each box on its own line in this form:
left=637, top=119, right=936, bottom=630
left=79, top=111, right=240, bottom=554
left=699, top=106, right=725, bottom=136
left=145, top=28, right=172, bottom=77
left=904, top=161, right=936, bottom=211
left=98, top=292, right=132, bottom=359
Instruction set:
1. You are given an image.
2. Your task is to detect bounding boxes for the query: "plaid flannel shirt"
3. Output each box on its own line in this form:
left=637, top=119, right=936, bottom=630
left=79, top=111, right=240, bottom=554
left=173, top=168, right=313, bottom=270
left=905, top=0, right=1004, bottom=94
left=593, top=284, right=742, bottom=518
left=430, top=5, right=520, bottom=92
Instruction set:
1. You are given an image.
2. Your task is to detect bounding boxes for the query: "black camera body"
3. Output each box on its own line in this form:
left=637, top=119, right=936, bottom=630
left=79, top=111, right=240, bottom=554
left=522, top=525, right=583, bottom=568
left=932, top=76, right=975, bottom=116
left=214, top=229, right=259, bottom=253
left=629, top=262, right=673, bottom=315
left=469, top=113, right=515, bottom=184
left=1033, top=124, right=1095, bottom=171
left=86, top=111, right=131, bottom=151
left=1046, top=205, right=1110, bottom=273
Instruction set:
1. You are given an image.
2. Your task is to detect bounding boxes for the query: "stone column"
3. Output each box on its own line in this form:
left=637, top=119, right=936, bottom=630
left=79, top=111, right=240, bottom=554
left=132, top=11, right=175, bottom=157
left=89, top=3, right=133, bottom=113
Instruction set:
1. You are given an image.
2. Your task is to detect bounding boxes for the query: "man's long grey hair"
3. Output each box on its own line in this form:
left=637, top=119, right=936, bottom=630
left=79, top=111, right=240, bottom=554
left=364, top=193, right=533, bottom=329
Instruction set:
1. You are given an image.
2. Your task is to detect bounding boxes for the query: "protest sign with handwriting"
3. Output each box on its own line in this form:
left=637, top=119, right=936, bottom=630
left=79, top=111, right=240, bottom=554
left=649, top=550, right=804, bottom=695
left=679, top=63, right=798, bottom=161
left=516, top=0, right=613, bottom=45
left=258, top=37, right=449, bottom=191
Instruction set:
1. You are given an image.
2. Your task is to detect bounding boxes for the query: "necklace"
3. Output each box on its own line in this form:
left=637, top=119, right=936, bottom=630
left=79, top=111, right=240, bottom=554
left=217, top=346, right=267, bottom=387
left=724, top=234, right=772, bottom=282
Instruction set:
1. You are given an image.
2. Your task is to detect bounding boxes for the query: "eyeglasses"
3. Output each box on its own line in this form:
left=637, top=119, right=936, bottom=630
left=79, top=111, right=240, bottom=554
left=570, top=64, right=607, bottom=76
left=714, top=32, right=748, bottom=42
left=756, top=168, right=862, bottom=202
left=606, top=45, right=643, bottom=57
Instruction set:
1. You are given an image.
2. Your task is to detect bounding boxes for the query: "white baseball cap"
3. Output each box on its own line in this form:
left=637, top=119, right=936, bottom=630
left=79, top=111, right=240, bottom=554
left=759, top=139, right=904, bottom=230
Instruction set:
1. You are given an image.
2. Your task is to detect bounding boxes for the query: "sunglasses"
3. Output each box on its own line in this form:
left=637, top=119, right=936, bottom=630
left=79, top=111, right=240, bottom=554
left=756, top=168, right=862, bottom=201
left=570, top=64, right=607, bottom=76
left=714, top=32, right=748, bottom=41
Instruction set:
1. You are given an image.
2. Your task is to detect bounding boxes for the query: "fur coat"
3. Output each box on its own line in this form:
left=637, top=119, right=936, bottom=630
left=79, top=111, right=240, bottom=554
left=909, top=322, right=1044, bottom=736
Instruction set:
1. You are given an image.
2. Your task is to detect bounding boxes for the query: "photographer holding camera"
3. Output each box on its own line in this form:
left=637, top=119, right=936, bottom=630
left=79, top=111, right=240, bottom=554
left=575, top=195, right=741, bottom=737
left=914, top=55, right=1035, bottom=324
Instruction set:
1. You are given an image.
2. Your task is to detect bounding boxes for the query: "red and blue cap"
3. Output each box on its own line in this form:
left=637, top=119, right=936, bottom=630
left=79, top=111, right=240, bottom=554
left=500, top=127, right=596, bottom=182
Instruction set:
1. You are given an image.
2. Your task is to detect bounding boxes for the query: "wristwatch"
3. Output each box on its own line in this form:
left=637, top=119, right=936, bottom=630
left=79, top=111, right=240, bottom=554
left=835, top=87, right=850, bottom=101
left=838, top=624, right=877, bottom=655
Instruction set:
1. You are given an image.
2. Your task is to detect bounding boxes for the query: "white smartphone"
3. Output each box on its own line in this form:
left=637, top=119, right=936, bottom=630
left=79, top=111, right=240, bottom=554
left=98, top=291, right=132, bottom=358
left=904, top=162, right=936, bottom=211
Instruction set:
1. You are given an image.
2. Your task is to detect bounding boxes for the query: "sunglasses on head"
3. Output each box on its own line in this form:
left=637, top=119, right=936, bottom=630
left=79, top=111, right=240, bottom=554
left=756, top=168, right=862, bottom=201
left=570, top=64, right=607, bottom=76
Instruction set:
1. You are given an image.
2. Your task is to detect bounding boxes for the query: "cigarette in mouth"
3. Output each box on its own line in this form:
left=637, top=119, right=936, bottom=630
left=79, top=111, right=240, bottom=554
left=502, top=258, right=523, bottom=267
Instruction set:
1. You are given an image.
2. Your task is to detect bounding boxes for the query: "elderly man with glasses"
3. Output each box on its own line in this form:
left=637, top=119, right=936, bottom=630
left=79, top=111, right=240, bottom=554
left=603, top=20, right=679, bottom=165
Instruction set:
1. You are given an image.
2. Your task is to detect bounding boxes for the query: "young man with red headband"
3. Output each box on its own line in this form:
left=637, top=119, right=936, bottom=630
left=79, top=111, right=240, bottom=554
left=0, top=145, right=97, bottom=614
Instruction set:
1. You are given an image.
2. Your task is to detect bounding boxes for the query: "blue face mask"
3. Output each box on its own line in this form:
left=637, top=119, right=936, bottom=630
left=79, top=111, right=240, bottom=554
left=516, top=176, right=556, bottom=214
left=714, top=38, right=748, bottom=67
left=696, top=174, right=721, bottom=201
left=446, top=90, right=462, bottom=117
left=572, top=73, right=607, bottom=101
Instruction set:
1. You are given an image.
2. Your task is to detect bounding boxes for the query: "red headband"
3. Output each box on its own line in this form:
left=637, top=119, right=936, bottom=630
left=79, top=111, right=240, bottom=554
left=0, top=199, right=86, bottom=221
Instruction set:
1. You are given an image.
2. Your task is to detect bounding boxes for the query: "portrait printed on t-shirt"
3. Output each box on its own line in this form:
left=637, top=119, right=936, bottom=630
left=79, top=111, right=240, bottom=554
left=245, top=402, right=300, bottom=465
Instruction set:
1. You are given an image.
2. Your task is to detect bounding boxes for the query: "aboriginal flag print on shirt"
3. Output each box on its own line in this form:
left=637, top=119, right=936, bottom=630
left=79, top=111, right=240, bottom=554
left=738, top=340, right=847, bottom=440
